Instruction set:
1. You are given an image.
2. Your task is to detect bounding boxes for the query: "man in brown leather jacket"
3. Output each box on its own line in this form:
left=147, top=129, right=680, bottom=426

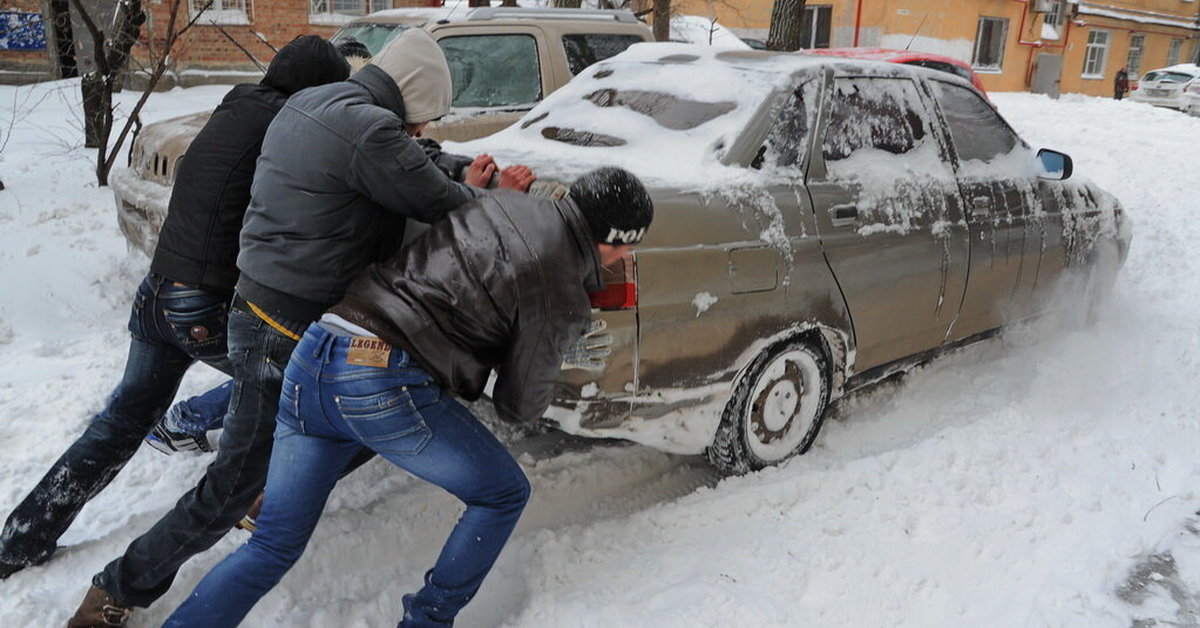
left=162, top=167, right=653, bottom=628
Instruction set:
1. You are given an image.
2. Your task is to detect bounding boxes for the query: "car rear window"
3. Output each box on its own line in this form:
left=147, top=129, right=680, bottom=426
left=332, top=24, right=408, bottom=56
left=1142, top=71, right=1194, bottom=83
left=902, top=59, right=974, bottom=83
left=563, top=34, right=646, bottom=75
left=438, top=34, right=542, bottom=109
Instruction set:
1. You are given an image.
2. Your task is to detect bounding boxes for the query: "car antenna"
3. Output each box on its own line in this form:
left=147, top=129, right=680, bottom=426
left=905, top=13, right=929, bottom=51
left=443, top=0, right=466, bottom=22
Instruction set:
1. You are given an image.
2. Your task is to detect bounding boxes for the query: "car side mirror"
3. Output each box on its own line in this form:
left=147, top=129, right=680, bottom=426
left=1037, top=148, right=1073, bottom=180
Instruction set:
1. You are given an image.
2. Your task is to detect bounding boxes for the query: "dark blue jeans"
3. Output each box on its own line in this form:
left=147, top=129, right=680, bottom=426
left=0, top=273, right=231, bottom=568
left=164, top=324, right=530, bottom=628
left=96, top=301, right=299, bottom=606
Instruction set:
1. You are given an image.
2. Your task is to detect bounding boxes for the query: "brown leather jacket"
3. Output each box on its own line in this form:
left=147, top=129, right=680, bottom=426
left=332, top=190, right=604, bottom=423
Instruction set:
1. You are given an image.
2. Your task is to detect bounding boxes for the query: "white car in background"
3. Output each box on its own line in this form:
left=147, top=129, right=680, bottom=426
left=1130, top=64, right=1200, bottom=111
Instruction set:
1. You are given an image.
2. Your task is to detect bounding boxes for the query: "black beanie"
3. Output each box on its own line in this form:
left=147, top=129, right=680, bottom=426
left=570, top=167, right=654, bottom=246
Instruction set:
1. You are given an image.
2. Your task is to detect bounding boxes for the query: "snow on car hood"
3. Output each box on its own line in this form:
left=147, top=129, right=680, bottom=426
left=448, top=43, right=822, bottom=190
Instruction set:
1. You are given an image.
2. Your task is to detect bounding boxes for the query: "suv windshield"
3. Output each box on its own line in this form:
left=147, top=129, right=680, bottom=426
left=332, top=24, right=408, bottom=55
left=439, top=34, right=542, bottom=108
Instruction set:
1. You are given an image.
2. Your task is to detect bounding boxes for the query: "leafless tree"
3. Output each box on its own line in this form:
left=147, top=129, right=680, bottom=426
left=69, top=0, right=211, bottom=185
left=766, top=0, right=805, bottom=51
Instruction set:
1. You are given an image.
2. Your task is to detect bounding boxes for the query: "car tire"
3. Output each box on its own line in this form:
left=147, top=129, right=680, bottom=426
left=707, top=339, right=831, bottom=475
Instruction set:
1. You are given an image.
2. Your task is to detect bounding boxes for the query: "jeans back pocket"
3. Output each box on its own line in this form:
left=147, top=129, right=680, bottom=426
left=335, top=388, right=432, bottom=456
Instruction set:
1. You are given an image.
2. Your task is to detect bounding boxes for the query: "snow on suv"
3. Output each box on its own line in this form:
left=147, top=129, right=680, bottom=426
left=111, top=7, right=652, bottom=255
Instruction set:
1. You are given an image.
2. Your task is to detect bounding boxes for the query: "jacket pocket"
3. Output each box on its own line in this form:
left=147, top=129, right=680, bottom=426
left=336, top=388, right=432, bottom=456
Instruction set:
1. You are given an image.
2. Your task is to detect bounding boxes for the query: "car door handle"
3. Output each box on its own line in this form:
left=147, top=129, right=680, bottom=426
left=830, top=204, right=858, bottom=227
left=971, top=196, right=992, bottom=216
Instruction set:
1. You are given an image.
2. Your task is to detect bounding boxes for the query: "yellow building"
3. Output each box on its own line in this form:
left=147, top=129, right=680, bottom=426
left=676, top=0, right=1200, bottom=96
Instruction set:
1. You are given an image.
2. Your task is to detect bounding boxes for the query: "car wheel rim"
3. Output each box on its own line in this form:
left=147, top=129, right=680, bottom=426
left=746, top=349, right=822, bottom=462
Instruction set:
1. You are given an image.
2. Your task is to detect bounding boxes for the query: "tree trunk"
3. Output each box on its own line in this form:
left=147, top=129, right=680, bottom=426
left=652, top=0, right=669, bottom=42
left=81, top=72, right=106, bottom=148
left=766, top=0, right=805, bottom=51
left=468, top=0, right=490, bottom=7
left=552, top=0, right=582, bottom=7
left=500, top=0, right=519, bottom=6
left=48, top=0, right=78, bottom=78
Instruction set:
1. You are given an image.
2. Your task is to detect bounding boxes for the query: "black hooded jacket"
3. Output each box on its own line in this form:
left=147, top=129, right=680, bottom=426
left=150, top=35, right=349, bottom=294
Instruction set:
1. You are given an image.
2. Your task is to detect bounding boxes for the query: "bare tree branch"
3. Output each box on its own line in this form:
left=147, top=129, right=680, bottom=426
left=210, top=22, right=266, bottom=71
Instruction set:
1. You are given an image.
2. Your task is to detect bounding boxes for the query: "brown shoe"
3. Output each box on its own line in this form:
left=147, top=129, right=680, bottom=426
left=235, top=491, right=265, bottom=533
left=66, top=585, right=132, bottom=627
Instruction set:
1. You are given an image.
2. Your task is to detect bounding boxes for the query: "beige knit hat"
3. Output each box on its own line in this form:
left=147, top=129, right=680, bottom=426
left=369, top=29, right=453, bottom=124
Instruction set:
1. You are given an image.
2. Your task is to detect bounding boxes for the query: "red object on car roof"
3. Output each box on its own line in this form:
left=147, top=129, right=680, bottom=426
left=800, top=47, right=989, bottom=97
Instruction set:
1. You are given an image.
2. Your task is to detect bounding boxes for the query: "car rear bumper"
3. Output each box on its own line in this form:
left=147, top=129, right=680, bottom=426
left=1130, top=92, right=1187, bottom=109
left=111, top=166, right=171, bottom=257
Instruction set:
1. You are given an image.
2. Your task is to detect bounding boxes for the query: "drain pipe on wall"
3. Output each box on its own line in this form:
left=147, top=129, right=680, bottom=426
left=853, top=0, right=864, bottom=47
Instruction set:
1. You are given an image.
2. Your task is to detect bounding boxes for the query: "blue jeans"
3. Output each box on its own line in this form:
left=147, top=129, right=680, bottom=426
left=97, top=300, right=299, bottom=606
left=165, top=324, right=531, bottom=628
left=0, top=273, right=232, bottom=567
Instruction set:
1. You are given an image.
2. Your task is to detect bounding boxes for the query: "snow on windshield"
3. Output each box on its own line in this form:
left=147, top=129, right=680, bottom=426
left=450, top=44, right=813, bottom=189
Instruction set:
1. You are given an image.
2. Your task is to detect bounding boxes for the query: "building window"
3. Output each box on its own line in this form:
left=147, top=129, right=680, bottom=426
left=1167, top=38, right=1182, bottom=67
left=310, top=0, right=391, bottom=25
left=800, top=5, right=832, bottom=49
left=1082, top=29, right=1110, bottom=78
left=1125, top=34, right=1144, bottom=79
left=191, top=0, right=250, bottom=25
left=972, top=16, right=1008, bottom=71
left=1041, top=0, right=1065, bottom=39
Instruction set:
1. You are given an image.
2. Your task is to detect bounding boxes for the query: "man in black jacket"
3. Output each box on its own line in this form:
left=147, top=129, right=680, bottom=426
left=67, top=29, right=533, bottom=626
left=0, top=35, right=350, bottom=584
left=162, top=167, right=653, bottom=628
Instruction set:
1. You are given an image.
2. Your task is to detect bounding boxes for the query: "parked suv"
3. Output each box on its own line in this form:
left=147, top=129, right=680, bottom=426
left=456, top=45, right=1131, bottom=475
left=111, top=7, right=652, bottom=255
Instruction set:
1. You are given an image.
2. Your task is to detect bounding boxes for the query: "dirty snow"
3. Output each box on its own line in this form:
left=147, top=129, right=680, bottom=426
left=2, top=76, right=1200, bottom=628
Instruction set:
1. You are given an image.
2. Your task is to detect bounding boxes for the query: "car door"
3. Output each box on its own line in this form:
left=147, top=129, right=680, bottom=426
left=928, top=80, right=1049, bottom=339
left=805, top=74, right=969, bottom=372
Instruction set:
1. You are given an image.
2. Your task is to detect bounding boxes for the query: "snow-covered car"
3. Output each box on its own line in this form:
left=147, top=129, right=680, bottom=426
left=111, top=7, right=652, bottom=255
left=1130, top=64, right=1200, bottom=111
left=456, top=44, right=1132, bottom=475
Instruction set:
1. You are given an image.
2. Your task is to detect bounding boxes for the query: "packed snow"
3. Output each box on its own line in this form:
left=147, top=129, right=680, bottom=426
left=2, top=76, right=1200, bottom=628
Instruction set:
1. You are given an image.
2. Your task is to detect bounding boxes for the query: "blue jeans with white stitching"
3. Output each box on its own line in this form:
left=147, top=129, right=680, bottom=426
left=164, top=323, right=530, bottom=628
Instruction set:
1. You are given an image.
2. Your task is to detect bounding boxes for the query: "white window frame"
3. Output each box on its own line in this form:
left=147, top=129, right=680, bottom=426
left=1126, top=34, right=1144, bottom=79
left=972, top=16, right=1009, bottom=72
left=310, top=0, right=392, bottom=26
left=1042, top=0, right=1065, bottom=28
left=191, top=0, right=250, bottom=26
left=1167, top=38, right=1182, bottom=67
left=1082, top=29, right=1110, bottom=78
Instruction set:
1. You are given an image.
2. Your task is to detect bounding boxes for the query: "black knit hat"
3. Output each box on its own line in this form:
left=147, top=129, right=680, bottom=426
left=570, top=167, right=654, bottom=246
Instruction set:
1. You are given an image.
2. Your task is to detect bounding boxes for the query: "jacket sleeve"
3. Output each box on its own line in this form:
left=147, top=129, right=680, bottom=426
left=493, top=306, right=588, bottom=423
left=348, top=118, right=480, bottom=223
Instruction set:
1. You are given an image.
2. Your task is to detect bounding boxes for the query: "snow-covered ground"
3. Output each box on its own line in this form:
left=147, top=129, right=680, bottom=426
left=2, top=79, right=1200, bottom=628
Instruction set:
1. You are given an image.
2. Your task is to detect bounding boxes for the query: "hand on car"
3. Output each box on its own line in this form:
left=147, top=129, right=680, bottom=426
left=561, top=319, right=612, bottom=371
left=465, top=154, right=497, bottom=188
left=499, top=165, right=536, bottom=192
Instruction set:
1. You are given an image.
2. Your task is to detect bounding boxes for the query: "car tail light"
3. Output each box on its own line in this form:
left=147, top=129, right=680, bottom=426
left=589, top=251, right=637, bottom=311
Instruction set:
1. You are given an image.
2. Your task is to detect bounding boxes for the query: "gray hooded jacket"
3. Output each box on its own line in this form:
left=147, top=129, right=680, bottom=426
left=331, top=191, right=604, bottom=424
left=237, top=55, right=478, bottom=322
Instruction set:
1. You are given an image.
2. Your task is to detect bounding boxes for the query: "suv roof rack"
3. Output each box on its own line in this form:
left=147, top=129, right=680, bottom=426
left=464, top=7, right=640, bottom=23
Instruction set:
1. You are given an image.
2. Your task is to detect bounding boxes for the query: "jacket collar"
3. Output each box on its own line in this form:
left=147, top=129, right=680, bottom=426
left=350, top=65, right=408, bottom=121
left=558, top=198, right=605, bottom=293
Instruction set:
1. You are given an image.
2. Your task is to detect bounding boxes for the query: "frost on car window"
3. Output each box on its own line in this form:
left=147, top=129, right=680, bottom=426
left=822, top=77, right=926, bottom=162
left=332, top=24, right=407, bottom=56
left=563, top=34, right=645, bottom=75
left=583, top=89, right=736, bottom=130
left=439, top=34, right=542, bottom=109
left=756, top=83, right=811, bottom=170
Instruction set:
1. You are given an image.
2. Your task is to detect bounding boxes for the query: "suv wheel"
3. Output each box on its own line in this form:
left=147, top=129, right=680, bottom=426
left=707, top=339, right=831, bottom=475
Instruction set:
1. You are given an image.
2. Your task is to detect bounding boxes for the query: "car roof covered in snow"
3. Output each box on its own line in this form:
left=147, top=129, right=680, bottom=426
left=450, top=43, right=966, bottom=189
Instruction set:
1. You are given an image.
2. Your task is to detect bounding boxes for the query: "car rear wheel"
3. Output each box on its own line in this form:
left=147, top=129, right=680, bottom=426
left=707, top=339, right=831, bottom=475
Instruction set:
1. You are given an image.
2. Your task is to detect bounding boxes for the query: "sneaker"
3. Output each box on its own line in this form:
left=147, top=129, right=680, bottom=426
left=145, top=421, right=212, bottom=455
left=67, top=585, right=132, bottom=627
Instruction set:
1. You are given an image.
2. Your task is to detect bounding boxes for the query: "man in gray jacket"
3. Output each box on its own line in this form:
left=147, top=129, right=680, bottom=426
left=68, top=28, right=533, bottom=626
left=161, top=167, right=654, bottom=628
